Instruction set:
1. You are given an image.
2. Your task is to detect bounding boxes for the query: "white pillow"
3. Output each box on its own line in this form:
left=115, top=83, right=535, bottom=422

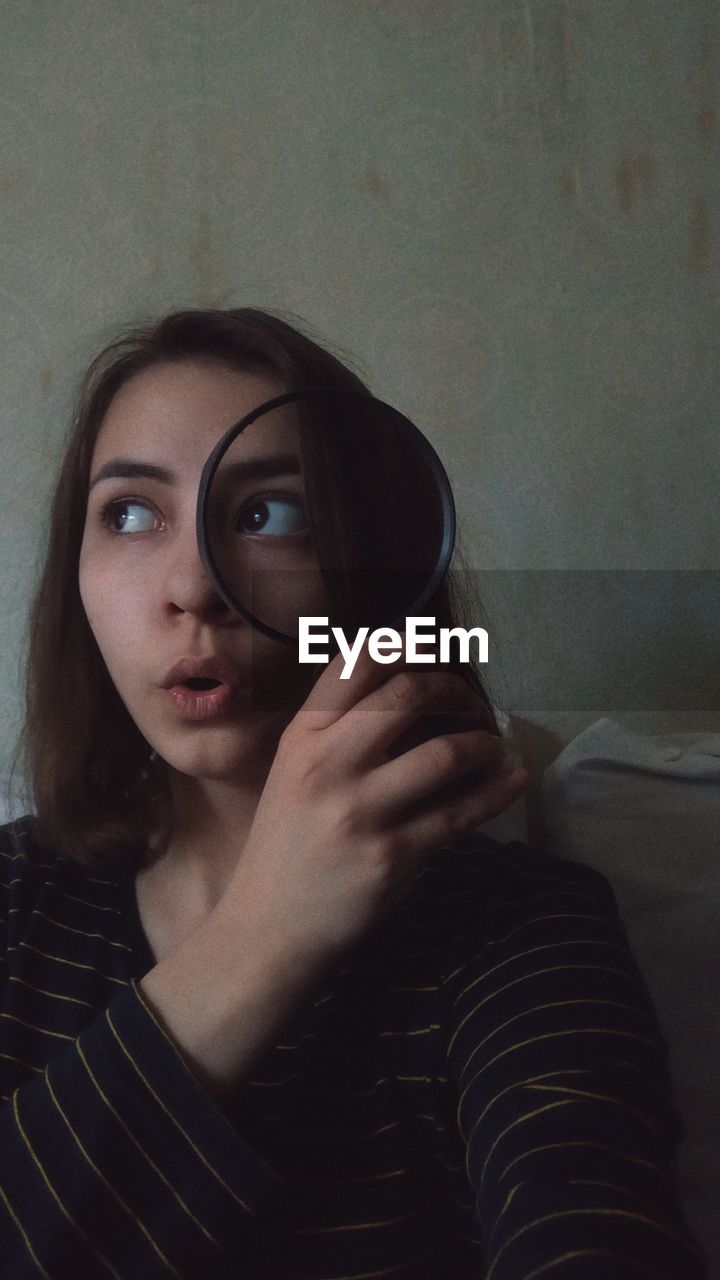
left=541, top=717, right=720, bottom=1278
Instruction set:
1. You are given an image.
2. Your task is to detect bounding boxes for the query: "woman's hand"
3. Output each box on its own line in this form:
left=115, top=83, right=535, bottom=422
left=225, top=639, right=528, bottom=964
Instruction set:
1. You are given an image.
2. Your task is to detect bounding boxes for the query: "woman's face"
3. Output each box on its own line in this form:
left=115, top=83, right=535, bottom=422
left=79, top=359, right=325, bottom=782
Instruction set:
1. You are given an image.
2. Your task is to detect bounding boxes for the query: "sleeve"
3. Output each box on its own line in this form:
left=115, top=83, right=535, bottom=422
left=441, top=853, right=709, bottom=1279
left=0, top=839, right=288, bottom=1279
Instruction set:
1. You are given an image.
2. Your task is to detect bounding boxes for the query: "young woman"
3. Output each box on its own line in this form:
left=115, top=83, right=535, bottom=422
left=0, top=309, right=707, bottom=1278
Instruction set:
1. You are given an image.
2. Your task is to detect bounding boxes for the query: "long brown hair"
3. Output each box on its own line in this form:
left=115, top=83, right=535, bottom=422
left=9, top=308, right=500, bottom=868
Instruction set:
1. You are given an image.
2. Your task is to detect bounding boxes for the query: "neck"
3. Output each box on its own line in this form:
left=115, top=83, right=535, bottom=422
left=156, top=748, right=277, bottom=913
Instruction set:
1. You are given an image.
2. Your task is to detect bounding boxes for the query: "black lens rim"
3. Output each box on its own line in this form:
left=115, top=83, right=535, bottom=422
left=197, top=386, right=457, bottom=646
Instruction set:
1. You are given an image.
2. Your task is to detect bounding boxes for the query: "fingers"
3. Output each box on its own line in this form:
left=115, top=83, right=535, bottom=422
left=290, top=628, right=486, bottom=733
left=364, top=727, right=508, bottom=819
left=354, top=668, right=491, bottom=758
left=292, top=634, right=409, bottom=732
left=395, top=763, right=529, bottom=862
left=297, top=660, right=492, bottom=770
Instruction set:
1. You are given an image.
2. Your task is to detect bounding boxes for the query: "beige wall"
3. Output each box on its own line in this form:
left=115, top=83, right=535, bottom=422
left=1, top=1, right=718, bottom=784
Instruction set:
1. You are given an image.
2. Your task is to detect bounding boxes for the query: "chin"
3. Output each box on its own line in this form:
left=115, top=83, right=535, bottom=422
left=154, top=720, right=285, bottom=782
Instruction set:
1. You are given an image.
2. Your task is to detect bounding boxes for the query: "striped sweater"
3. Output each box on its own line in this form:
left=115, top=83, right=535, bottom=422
left=0, top=814, right=707, bottom=1279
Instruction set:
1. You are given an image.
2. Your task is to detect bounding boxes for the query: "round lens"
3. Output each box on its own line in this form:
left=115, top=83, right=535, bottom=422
left=197, top=387, right=455, bottom=645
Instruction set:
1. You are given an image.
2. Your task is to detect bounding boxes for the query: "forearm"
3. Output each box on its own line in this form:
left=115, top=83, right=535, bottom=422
left=444, top=855, right=708, bottom=1277
left=0, top=978, right=291, bottom=1278
left=138, top=897, right=327, bottom=1110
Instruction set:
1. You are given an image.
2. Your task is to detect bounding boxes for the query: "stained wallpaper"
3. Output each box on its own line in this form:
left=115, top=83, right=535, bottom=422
left=1, top=0, right=718, bottom=782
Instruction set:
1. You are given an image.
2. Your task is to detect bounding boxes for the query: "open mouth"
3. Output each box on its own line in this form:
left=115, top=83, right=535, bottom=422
left=182, top=677, right=223, bottom=690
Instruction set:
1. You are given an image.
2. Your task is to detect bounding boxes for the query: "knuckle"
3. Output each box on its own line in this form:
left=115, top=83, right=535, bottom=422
left=429, top=733, right=465, bottom=773
left=294, top=747, right=332, bottom=799
left=369, top=829, right=406, bottom=873
left=277, top=717, right=296, bottom=746
left=444, top=796, right=477, bottom=839
left=389, top=670, right=424, bottom=708
left=337, top=797, right=366, bottom=840
left=278, top=718, right=305, bottom=754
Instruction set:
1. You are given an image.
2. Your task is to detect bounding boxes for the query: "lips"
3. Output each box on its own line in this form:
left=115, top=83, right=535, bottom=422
left=160, top=660, right=243, bottom=721
left=160, top=655, right=241, bottom=691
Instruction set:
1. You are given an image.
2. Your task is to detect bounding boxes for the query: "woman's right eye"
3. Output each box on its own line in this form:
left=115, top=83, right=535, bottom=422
left=99, top=499, right=159, bottom=535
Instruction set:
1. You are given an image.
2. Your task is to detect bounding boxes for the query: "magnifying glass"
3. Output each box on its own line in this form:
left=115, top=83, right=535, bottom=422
left=196, top=387, right=456, bottom=648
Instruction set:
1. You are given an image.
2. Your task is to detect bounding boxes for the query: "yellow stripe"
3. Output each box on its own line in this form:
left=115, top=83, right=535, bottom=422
left=299, top=1251, right=430, bottom=1279
left=274, top=1034, right=319, bottom=1052
left=6, top=857, right=56, bottom=874
left=243, top=1073, right=304, bottom=1089
left=446, top=962, right=643, bottom=1062
left=457, top=997, right=652, bottom=1080
left=498, top=1180, right=527, bottom=1218
left=12, top=1092, right=123, bottom=1279
left=521, top=1248, right=681, bottom=1280
left=485, top=1207, right=697, bottom=1279
left=0, top=1176, right=52, bottom=1278
left=520, top=1082, right=671, bottom=1142
left=568, top=1178, right=665, bottom=1218
left=8, top=975, right=99, bottom=1010
left=443, top=901, right=607, bottom=984
left=416, top=1111, right=447, bottom=1128
left=289, top=1208, right=417, bottom=1236
left=282, top=1071, right=448, bottom=1100
left=479, top=1100, right=578, bottom=1189
left=74, top=873, right=118, bottom=887
left=499, top=1139, right=662, bottom=1185
left=17, top=941, right=129, bottom=982
left=0, top=847, right=31, bottom=863
left=1, top=1011, right=75, bottom=1041
left=55, top=887, right=122, bottom=916
left=469, top=1067, right=593, bottom=1133
left=5, top=855, right=117, bottom=883
left=45, top=1066, right=182, bottom=1277
left=461, top=1027, right=655, bottom=1098
left=0, top=1050, right=44, bottom=1074
left=485, top=907, right=603, bottom=941
left=378, top=1023, right=440, bottom=1039
left=75, top=1038, right=223, bottom=1251
left=447, top=938, right=629, bottom=1011
left=105, top=1002, right=258, bottom=1216
left=383, top=984, right=439, bottom=993
left=30, top=909, right=132, bottom=951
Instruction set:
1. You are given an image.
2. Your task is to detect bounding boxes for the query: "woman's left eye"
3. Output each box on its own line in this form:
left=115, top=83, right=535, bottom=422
left=99, top=499, right=158, bottom=535
left=237, top=495, right=308, bottom=538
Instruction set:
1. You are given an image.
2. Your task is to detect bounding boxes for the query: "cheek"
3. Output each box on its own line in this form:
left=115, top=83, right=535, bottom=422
left=78, top=549, right=100, bottom=638
left=78, top=552, right=114, bottom=638
left=78, top=553, right=140, bottom=676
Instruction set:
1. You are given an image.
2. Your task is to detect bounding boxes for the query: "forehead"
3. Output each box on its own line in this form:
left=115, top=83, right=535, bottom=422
left=92, top=361, right=295, bottom=466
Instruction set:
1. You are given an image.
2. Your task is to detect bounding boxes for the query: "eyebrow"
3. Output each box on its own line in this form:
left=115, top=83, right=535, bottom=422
left=88, top=453, right=302, bottom=491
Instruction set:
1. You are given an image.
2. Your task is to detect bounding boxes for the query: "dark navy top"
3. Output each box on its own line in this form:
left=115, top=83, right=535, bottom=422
left=0, top=815, right=707, bottom=1278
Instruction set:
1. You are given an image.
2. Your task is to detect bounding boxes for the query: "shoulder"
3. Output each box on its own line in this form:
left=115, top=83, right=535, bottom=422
left=421, top=830, right=618, bottom=921
left=0, top=813, right=57, bottom=885
left=391, top=830, right=623, bottom=973
left=0, top=814, right=131, bottom=948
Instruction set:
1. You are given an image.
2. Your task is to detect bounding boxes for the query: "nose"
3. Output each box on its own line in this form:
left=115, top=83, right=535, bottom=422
left=163, top=520, right=234, bottom=621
